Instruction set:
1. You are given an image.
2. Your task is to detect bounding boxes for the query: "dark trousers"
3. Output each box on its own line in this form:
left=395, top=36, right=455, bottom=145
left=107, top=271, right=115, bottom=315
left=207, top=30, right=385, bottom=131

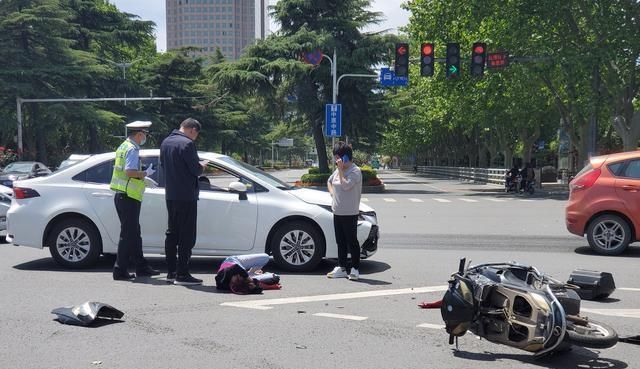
left=333, top=214, right=360, bottom=271
left=114, top=193, right=146, bottom=272
left=165, top=200, right=197, bottom=275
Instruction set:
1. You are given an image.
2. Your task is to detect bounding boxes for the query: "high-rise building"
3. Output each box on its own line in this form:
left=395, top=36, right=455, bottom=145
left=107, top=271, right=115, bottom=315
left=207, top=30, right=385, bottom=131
left=166, top=0, right=256, bottom=60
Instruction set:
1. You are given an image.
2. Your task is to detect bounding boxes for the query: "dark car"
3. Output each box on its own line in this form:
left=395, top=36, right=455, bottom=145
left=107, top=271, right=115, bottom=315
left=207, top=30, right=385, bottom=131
left=0, top=161, right=51, bottom=188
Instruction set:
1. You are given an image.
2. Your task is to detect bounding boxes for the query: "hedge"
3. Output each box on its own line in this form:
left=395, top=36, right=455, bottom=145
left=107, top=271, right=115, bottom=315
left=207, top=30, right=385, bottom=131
left=300, top=165, right=381, bottom=186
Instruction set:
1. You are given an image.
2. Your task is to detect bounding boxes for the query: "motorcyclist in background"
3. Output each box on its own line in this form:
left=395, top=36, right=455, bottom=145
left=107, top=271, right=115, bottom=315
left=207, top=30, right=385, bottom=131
left=520, top=162, right=535, bottom=192
left=505, top=163, right=520, bottom=192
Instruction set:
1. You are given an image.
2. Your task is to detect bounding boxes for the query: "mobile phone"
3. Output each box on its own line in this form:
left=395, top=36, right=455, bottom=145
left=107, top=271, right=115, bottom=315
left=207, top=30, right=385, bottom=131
left=341, top=155, right=349, bottom=163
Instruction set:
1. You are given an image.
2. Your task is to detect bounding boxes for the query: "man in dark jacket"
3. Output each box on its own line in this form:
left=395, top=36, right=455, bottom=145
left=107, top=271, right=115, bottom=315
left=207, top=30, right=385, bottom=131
left=159, top=118, right=207, bottom=285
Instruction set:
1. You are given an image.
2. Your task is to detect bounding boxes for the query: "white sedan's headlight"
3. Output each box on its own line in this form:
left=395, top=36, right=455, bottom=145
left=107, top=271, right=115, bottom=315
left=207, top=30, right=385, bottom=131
left=359, top=211, right=377, bottom=225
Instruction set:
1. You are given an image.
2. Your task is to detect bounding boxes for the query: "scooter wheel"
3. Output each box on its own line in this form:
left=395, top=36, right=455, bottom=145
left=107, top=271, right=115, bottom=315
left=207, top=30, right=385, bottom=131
left=565, top=319, right=618, bottom=349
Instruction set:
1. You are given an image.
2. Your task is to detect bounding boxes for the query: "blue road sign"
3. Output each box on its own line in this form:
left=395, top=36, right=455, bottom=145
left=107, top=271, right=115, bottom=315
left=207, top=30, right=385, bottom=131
left=325, top=104, right=342, bottom=137
left=380, top=67, right=408, bottom=87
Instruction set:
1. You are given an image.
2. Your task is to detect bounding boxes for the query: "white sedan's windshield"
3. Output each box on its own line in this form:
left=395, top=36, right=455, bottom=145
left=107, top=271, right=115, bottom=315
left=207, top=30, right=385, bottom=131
left=218, top=157, right=292, bottom=190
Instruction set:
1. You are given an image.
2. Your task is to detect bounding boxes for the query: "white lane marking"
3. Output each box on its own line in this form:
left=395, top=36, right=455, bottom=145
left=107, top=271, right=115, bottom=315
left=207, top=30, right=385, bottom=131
left=581, top=308, right=640, bottom=319
left=458, top=198, right=478, bottom=203
left=383, top=198, right=397, bottom=202
left=361, top=198, right=369, bottom=202
left=433, top=198, right=451, bottom=203
left=619, top=288, right=640, bottom=292
left=409, top=198, right=424, bottom=203
left=417, top=323, right=445, bottom=330
left=518, top=199, right=535, bottom=202
left=220, top=285, right=449, bottom=310
left=313, top=313, right=368, bottom=321
left=486, top=198, right=506, bottom=202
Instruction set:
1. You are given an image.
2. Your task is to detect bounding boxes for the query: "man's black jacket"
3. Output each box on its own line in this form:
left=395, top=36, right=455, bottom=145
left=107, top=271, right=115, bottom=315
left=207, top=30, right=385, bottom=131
left=159, top=129, right=203, bottom=201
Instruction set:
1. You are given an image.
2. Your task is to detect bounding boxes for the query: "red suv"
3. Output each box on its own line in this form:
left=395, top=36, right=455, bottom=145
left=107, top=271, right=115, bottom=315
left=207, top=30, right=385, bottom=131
left=566, top=150, right=640, bottom=255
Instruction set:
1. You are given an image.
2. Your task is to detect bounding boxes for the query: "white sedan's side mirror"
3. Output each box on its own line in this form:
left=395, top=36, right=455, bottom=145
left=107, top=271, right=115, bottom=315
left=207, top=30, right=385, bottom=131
left=229, top=181, right=248, bottom=200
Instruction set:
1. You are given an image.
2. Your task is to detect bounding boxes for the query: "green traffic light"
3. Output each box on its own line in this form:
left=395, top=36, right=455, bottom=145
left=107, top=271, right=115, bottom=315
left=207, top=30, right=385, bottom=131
left=449, top=65, right=458, bottom=74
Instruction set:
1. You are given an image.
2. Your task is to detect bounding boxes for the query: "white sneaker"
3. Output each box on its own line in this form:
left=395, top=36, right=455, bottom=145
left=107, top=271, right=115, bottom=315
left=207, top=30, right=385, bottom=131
left=348, top=268, right=360, bottom=280
left=327, top=267, right=348, bottom=278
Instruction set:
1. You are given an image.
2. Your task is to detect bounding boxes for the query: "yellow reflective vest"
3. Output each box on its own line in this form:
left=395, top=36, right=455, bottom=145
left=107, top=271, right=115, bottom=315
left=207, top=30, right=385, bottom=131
left=110, top=140, right=145, bottom=202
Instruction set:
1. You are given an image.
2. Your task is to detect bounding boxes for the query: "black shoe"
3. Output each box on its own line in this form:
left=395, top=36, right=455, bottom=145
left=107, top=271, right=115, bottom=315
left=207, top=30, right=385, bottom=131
left=113, top=270, right=135, bottom=281
left=174, top=274, right=202, bottom=286
left=136, top=265, right=160, bottom=277
left=166, top=272, right=177, bottom=283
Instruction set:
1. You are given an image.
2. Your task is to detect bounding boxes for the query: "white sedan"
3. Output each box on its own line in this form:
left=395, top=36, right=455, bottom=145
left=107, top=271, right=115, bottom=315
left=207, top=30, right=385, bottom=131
left=6, top=150, right=379, bottom=271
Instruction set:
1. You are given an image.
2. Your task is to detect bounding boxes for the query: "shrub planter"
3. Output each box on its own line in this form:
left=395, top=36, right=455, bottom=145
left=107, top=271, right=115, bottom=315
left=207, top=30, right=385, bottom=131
left=296, top=166, right=385, bottom=193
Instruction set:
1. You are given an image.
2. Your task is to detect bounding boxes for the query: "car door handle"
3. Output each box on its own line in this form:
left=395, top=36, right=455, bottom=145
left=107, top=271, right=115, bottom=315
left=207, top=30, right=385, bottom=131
left=91, top=192, right=113, bottom=198
left=622, top=185, right=639, bottom=192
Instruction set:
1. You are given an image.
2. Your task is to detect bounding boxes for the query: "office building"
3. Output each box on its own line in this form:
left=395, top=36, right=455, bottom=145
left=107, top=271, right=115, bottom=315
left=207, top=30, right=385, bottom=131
left=166, top=0, right=256, bottom=60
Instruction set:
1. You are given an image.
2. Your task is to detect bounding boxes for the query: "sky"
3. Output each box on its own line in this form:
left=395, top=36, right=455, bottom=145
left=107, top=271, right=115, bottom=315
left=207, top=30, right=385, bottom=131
left=108, top=0, right=410, bottom=52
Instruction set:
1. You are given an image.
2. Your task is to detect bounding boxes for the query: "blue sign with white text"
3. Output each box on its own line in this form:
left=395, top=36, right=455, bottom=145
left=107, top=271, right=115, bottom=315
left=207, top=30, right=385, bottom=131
left=325, top=104, right=342, bottom=137
left=380, top=67, right=408, bottom=87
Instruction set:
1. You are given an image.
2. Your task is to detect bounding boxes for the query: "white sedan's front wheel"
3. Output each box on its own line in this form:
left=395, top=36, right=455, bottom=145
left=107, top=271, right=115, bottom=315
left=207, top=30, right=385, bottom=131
left=271, top=221, right=324, bottom=272
left=48, top=218, right=101, bottom=268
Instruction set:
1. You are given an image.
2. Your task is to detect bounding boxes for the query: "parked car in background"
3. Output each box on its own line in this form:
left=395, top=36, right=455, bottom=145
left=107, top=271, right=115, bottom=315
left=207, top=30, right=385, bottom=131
left=58, top=154, right=90, bottom=171
left=6, top=150, right=379, bottom=271
left=565, top=150, right=640, bottom=255
left=0, top=161, right=51, bottom=188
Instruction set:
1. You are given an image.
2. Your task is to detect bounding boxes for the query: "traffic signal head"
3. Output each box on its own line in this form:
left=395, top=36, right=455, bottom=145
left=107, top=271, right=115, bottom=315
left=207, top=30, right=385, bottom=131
left=471, top=42, right=487, bottom=77
left=445, top=43, right=460, bottom=79
left=420, top=43, right=434, bottom=77
left=394, top=43, right=409, bottom=77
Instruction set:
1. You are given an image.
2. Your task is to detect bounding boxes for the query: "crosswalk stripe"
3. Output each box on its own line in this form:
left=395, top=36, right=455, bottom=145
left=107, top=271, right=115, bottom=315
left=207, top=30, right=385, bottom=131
left=313, top=313, right=368, bottom=321
left=433, top=198, right=451, bottom=203
left=518, top=199, right=535, bottom=202
left=486, top=198, right=506, bottom=202
left=409, top=198, right=424, bottom=203
left=383, top=198, right=397, bottom=202
left=458, top=198, right=478, bottom=203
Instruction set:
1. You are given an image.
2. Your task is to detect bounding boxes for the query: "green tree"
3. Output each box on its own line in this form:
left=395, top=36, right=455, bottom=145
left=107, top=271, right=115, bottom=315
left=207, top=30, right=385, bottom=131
left=209, top=0, right=399, bottom=173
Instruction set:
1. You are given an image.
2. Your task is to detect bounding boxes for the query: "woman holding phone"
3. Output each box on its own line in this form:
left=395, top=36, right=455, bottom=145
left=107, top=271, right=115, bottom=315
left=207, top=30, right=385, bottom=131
left=326, top=141, right=363, bottom=280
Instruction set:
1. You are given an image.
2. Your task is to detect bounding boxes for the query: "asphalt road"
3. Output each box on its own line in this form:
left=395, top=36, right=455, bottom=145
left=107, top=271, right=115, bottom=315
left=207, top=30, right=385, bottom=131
left=1, top=169, right=638, bottom=369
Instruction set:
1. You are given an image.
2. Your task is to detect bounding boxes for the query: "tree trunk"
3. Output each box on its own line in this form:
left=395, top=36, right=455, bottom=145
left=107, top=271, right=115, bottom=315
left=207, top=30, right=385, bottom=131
left=503, top=149, right=514, bottom=170
left=33, top=106, right=47, bottom=163
left=312, top=120, right=329, bottom=173
left=613, top=112, right=640, bottom=151
left=478, top=146, right=488, bottom=167
left=88, top=123, right=99, bottom=154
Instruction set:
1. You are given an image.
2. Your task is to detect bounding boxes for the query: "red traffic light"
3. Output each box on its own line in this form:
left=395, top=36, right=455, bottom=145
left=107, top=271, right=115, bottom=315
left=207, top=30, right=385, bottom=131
left=421, top=44, right=433, bottom=55
left=397, top=45, right=407, bottom=55
left=473, top=45, right=485, bottom=54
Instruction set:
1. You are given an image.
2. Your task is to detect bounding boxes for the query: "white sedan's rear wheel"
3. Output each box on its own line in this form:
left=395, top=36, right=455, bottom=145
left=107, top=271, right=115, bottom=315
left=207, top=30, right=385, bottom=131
left=48, top=218, right=101, bottom=268
left=271, top=221, right=324, bottom=272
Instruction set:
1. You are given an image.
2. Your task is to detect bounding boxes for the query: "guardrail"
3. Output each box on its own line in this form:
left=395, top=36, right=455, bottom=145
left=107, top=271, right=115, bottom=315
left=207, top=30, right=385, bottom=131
left=409, top=166, right=508, bottom=185
left=401, top=165, right=548, bottom=188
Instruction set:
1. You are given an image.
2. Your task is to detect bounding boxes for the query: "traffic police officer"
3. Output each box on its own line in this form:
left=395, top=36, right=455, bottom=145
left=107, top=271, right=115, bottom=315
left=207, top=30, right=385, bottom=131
left=110, top=121, right=160, bottom=280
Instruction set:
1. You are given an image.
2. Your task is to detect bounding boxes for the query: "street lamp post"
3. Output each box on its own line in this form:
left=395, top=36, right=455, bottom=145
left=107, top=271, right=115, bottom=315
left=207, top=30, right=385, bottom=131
left=320, top=49, right=377, bottom=164
left=100, top=58, right=140, bottom=105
